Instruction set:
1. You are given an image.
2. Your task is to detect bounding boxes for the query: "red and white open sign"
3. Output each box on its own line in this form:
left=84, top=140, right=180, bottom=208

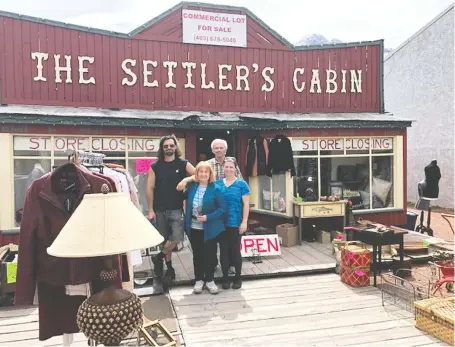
left=240, top=234, right=281, bottom=257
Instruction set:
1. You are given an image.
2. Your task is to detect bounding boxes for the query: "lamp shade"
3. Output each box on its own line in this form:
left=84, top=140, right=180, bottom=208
left=47, top=191, right=164, bottom=258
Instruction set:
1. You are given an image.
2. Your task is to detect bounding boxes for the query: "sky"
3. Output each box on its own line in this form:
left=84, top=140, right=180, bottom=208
left=0, top=0, right=453, bottom=48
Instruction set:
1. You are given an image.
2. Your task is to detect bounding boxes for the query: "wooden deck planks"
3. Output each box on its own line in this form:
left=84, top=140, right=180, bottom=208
left=136, top=241, right=335, bottom=288
left=169, top=274, right=449, bottom=347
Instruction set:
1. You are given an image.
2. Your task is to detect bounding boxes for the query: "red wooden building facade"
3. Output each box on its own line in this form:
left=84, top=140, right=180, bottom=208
left=0, top=2, right=411, bottom=244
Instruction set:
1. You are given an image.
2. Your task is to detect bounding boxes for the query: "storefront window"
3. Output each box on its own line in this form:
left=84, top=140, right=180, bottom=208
left=11, top=135, right=166, bottom=227
left=372, top=156, right=394, bottom=209
left=257, top=174, right=287, bottom=213
left=13, top=136, right=52, bottom=156
left=294, top=158, right=319, bottom=201
left=14, top=159, right=51, bottom=226
left=322, top=156, right=370, bottom=210
left=249, top=136, right=402, bottom=217
left=292, top=137, right=398, bottom=213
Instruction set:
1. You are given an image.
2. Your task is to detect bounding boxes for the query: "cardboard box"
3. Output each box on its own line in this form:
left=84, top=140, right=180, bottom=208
left=331, top=230, right=346, bottom=241
left=276, top=224, right=298, bottom=247
left=317, top=230, right=331, bottom=244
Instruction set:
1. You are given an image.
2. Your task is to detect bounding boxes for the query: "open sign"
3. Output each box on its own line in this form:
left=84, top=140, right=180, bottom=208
left=240, top=234, right=281, bottom=257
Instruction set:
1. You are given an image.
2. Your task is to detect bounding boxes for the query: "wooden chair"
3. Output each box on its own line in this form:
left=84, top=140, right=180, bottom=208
left=137, top=315, right=177, bottom=346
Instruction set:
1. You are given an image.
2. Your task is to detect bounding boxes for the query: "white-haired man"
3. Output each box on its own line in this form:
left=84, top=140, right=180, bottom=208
left=177, top=139, right=242, bottom=188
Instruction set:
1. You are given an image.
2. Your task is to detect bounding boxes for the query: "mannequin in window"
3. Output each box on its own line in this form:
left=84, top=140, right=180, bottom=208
left=26, top=162, right=46, bottom=188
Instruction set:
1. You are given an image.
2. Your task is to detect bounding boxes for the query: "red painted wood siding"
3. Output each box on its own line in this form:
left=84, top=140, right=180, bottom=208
left=0, top=233, right=19, bottom=247
left=133, top=7, right=289, bottom=50
left=0, top=17, right=381, bottom=113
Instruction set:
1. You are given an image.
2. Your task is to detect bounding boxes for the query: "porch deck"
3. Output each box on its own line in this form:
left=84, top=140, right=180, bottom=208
left=133, top=241, right=336, bottom=295
left=0, top=274, right=449, bottom=346
left=170, top=273, right=450, bottom=347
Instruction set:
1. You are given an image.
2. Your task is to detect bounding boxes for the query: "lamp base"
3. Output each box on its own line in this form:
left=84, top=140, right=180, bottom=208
left=77, top=288, right=143, bottom=346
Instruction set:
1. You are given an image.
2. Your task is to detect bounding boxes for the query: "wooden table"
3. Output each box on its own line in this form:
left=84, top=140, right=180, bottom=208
left=292, top=200, right=347, bottom=245
left=351, top=228, right=408, bottom=287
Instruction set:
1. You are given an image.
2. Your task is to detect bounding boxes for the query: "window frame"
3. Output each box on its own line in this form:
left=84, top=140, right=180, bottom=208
left=248, top=135, right=404, bottom=217
left=6, top=134, right=186, bottom=230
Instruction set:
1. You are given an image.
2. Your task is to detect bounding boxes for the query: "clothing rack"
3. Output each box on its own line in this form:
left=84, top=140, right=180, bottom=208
left=66, top=150, right=106, bottom=166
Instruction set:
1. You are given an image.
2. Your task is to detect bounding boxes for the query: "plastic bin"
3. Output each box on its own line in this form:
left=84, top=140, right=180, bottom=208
left=406, top=212, right=418, bottom=231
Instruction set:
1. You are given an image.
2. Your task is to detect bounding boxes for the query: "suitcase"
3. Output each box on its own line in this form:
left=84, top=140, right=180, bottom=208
left=340, top=266, right=371, bottom=287
left=340, top=241, right=371, bottom=288
left=341, top=241, right=371, bottom=268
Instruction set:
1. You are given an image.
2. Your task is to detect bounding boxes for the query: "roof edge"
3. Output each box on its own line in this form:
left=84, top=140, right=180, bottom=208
left=0, top=4, right=385, bottom=51
left=294, top=39, right=384, bottom=51
left=0, top=10, right=129, bottom=38
left=385, top=3, right=454, bottom=61
left=0, top=114, right=412, bottom=130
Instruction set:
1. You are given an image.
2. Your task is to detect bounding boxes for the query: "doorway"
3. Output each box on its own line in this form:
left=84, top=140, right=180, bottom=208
left=196, top=130, right=236, bottom=163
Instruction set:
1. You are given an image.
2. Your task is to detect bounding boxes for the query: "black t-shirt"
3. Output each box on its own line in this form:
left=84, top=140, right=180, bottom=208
left=151, top=158, right=188, bottom=211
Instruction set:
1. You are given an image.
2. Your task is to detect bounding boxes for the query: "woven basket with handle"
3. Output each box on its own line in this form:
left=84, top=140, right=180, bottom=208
left=414, top=296, right=454, bottom=345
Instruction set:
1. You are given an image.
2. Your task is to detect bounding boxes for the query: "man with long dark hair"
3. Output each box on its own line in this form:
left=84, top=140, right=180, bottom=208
left=147, top=134, right=195, bottom=285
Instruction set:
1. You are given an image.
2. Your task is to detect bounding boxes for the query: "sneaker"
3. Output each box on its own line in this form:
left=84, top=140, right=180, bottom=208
left=152, top=256, right=164, bottom=278
left=162, top=268, right=176, bottom=284
left=193, top=280, right=204, bottom=294
left=232, top=278, right=242, bottom=290
left=221, top=281, right=231, bottom=290
left=205, top=281, right=219, bottom=294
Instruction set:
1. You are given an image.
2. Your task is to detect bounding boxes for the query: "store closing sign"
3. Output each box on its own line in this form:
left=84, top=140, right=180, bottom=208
left=240, top=234, right=281, bottom=257
left=291, top=137, right=393, bottom=151
left=13, top=136, right=159, bottom=152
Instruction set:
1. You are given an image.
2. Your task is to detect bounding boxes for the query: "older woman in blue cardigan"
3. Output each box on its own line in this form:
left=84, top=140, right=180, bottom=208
left=185, top=161, right=226, bottom=294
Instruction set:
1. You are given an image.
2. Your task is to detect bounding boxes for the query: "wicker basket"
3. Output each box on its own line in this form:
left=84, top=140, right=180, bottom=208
left=414, top=296, right=454, bottom=345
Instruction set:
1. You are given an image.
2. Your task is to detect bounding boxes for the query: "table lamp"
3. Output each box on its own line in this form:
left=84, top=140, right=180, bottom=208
left=47, top=184, right=164, bottom=346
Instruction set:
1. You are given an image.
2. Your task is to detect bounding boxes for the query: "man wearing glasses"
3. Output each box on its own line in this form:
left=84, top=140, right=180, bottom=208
left=147, top=134, right=195, bottom=286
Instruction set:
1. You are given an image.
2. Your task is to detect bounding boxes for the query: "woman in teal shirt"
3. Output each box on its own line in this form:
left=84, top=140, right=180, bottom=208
left=217, top=158, right=250, bottom=290
left=185, top=161, right=226, bottom=294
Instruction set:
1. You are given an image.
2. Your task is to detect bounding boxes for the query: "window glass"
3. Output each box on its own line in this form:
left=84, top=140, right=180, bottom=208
left=91, top=137, right=126, bottom=157
left=319, top=138, right=344, bottom=156
left=294, top=158, right=319, bottom=201
left=13, top=136, right=51, bottom=156
left=14, top=159, right=51, bottom=226
left=372, top=137, right=394, bottom=154
left=258, top=174, right=287, bottom=213
left=127, top=138, right=159, bottom=157
left=321, top=157, right=370, bottom=210
left=345, top=138, right=370, bottom=155
left=291, top=138, right=318, bottom=156
left=53, top=136, right=90, bottom=156
left=372, top=156, right=394, bottom=209
left=128, top=158, right=156, bottom=216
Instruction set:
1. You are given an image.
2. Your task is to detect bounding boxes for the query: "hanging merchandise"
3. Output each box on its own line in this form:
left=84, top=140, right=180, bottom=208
left=14, top=161, right=125, bottom=341
left=267, top=134, right=296, bottom=176
left=246, top=135, right=269, bottom=177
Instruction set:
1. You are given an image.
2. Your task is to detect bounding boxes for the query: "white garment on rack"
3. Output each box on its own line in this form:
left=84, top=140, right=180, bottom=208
left=103, top=168, right=126, bottom=193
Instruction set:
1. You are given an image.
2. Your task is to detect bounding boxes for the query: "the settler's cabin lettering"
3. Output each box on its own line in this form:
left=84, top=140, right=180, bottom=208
left=30, top=52, right=363, bottom=94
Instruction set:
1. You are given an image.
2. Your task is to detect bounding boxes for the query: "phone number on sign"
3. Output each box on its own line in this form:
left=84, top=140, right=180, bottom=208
left=194, top=35, right=237, bottom=43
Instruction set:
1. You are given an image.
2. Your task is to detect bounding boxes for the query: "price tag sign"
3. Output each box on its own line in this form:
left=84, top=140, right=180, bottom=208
left=135, top=159, right=155, bottom=174
left=6, top=262, right=17, bottom=284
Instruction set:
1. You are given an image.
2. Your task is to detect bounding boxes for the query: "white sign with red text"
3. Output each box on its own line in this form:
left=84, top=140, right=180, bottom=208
left=240, top=234, right=281, bottom=257
left=13, top=136, right=159, bottom=153
left=291, top=137, right=394, bottom=152
left=182, top=9, right=247, bottom=48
